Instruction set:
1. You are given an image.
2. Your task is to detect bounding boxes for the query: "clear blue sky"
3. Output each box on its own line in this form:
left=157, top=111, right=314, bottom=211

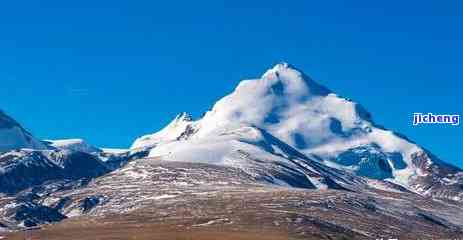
left=1, top=1, right=462, bottom=167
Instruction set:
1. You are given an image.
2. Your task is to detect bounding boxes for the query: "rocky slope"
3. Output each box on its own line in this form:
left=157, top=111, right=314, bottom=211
left=4, top=161, right=463, bottom=239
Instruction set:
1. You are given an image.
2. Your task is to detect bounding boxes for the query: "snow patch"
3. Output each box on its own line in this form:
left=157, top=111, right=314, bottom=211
left=44, top=139, right=101, bottom=154
left=147, top=194, right=177, bottom=200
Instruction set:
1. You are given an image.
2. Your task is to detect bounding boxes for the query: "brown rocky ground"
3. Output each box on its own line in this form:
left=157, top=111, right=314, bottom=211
left=3, top=161, right=463, bottom=239
left=5, top=187, right=463, bottom=240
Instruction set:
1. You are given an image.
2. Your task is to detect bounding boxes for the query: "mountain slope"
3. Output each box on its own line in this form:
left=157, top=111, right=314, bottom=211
left=0, top=149, right=110, bottom=195
left=149, top=125, right=363, bottom=190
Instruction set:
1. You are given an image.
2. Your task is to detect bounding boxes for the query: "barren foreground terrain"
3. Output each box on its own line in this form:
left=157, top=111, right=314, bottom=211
left=4, top=161, right=463, bottom=240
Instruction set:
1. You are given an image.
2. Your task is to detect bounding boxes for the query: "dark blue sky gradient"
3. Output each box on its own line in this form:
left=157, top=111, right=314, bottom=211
left=0, top=1, right=461, bottom=166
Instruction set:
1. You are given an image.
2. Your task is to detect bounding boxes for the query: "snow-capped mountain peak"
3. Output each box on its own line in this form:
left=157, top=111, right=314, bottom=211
left=193, top=63, right=373, bottom=145
left=134, top=63, right=462, bottom=198
left=0, top=110, right=46, bottom=152
left=131, top=112, right=196, bottom=150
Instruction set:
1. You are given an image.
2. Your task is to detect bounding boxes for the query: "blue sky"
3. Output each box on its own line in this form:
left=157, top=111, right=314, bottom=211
left=1, top=1, right=462, bottom=167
